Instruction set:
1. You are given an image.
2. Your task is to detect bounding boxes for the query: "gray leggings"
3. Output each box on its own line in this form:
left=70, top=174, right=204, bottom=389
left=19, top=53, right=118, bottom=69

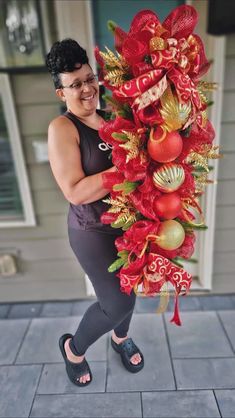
left=68, top=227, right=136, bottom=356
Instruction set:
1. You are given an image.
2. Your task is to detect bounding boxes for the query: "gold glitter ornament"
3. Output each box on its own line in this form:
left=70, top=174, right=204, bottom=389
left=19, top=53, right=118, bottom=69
left=153, top=163, right=185, bottom=193
left=155, top=220, right=185, bottom=250
left=149, top=36, right=166, bottom=52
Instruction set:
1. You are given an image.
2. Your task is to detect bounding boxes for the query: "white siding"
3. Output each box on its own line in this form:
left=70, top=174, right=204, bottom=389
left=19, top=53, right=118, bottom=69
left=213, top=34, right=235, bottom=293
left=0, top=73, right=87, bottom=302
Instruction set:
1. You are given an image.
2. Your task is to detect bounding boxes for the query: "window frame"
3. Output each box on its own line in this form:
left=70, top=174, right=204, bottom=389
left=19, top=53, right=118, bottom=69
left=0, top=73, right=36, bottom=228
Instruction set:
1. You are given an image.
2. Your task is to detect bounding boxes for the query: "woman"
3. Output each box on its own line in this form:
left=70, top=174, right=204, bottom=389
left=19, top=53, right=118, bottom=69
left=46, top=39, right=144, bottom=387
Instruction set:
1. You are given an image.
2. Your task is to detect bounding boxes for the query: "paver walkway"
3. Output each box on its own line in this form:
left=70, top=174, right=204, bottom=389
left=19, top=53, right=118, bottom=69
left=0, top=295, right=235, bottom=417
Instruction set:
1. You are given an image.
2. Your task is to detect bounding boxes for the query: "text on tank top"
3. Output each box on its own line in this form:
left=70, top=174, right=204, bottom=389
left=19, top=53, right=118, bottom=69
left=65, top=110, right=116, bottom=231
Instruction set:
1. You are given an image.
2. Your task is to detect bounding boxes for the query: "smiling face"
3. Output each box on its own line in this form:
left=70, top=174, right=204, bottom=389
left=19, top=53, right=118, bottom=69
left=56, top=63, right=99, bottom=117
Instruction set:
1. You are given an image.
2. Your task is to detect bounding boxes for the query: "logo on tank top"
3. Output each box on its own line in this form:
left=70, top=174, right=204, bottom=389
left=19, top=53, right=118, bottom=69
left=98, top=142, right=113, bottom=152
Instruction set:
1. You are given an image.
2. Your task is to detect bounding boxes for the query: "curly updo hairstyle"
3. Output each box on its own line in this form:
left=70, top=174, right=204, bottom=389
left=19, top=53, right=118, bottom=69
left=46, top=39, right=89, bottom=89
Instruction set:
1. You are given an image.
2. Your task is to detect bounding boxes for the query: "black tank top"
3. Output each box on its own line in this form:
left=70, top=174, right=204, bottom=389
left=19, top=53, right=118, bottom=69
left=65, top=110, right=120, bottom=234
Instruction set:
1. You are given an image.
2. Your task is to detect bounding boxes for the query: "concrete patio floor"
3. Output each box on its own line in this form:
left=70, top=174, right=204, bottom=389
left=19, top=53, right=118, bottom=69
left=0, top=295, right=235, bottom=418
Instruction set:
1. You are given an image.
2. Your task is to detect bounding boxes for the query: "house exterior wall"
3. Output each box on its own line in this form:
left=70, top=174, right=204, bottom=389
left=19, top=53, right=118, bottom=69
left=0, top=72, right=87, bottom=302
left=213, top=34, right=235, bottom=292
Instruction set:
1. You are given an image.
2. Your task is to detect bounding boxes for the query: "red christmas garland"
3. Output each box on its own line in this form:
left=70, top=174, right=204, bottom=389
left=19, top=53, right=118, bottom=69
left=95, top=5, right=221, bottom=325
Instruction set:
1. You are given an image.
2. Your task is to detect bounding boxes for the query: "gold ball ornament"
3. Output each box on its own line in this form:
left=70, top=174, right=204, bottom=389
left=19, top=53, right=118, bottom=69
left=156, top=220, right=185, bottom=250
left=153, top=163, right=185, bottom=193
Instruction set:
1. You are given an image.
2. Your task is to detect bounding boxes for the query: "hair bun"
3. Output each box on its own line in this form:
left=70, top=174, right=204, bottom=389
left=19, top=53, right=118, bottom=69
left=46, top=39, right=89, bottom=74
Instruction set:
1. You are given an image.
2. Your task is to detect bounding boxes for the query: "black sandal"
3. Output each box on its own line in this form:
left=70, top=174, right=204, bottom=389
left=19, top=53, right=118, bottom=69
left=59, top=333, right=92, bottom=387
left=111, top=337, right=144, bottom=373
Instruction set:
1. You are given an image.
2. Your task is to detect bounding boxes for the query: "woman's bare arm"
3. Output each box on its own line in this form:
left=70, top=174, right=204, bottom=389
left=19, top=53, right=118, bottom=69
left=48, top=116, right=116, bottom=205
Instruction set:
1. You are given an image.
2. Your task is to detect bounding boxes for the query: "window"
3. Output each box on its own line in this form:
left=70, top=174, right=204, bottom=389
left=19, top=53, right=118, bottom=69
left=0, top=0, right=45, bottom=70
left=0, top=74, right=36, bottom=227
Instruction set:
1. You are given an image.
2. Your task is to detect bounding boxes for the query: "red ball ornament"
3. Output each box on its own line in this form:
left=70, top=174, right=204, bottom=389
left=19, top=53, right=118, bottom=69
left=154, top=192, right=182, bottom=219
left=147, top=127, right=183, bottom=163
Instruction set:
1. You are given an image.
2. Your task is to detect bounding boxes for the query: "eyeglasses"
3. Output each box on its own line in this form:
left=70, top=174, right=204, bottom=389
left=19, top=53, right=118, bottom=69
left=61, top=74, right=98, bottom=90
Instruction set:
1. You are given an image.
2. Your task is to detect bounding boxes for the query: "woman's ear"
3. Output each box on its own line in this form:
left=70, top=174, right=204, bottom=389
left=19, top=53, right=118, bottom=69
left=56, top=88, right=66, bottom=102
